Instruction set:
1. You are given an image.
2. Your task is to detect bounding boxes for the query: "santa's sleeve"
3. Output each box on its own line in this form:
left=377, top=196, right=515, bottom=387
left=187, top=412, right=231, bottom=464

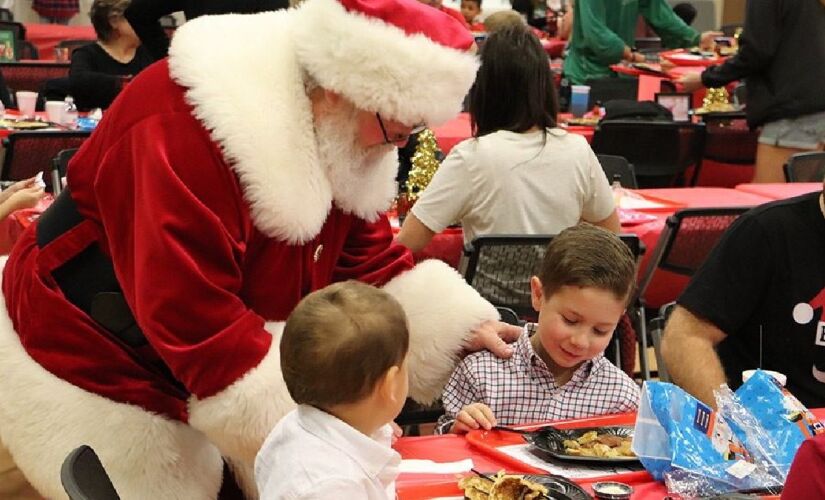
left=333, top=215, right=499, bottom=404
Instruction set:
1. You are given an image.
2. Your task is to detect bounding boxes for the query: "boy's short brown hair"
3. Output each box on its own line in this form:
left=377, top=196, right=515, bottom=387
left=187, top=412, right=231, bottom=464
left=483, top=10, right=526, bottom=34
left=281, top=281, right=409, bottom=408
left=538, top=223, right=636, bottom=303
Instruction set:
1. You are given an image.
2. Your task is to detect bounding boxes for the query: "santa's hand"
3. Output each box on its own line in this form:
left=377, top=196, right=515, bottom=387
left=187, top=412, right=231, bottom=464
left=465, top=320, right=521, bottom=359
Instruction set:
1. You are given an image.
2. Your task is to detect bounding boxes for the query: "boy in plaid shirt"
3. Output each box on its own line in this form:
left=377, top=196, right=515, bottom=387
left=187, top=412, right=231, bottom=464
left=440, top=223, right=640, bottom=433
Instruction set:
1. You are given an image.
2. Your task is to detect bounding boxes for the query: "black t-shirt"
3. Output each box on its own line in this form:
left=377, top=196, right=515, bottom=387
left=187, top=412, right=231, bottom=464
left=678, top=192, right=825, bottom=408
left=68, top=43, right=154, bottom=109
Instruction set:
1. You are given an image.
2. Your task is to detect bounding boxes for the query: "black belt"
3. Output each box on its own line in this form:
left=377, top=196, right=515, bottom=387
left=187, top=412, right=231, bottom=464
left=36, top=188, right=187, bottom=395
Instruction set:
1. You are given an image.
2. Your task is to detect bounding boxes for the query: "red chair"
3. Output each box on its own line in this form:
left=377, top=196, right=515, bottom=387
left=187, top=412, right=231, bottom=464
left=1, top=130, right=89, bottom=182
left=0, top=61, right=69, bottom=94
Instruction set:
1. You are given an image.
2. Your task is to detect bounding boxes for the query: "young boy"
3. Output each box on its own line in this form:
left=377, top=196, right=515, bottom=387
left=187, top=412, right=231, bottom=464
left=439, top=223, right=640, bottom=433
left=460, top=0, right=483, bottom=27
left=255, top=281, right=410, bottom=499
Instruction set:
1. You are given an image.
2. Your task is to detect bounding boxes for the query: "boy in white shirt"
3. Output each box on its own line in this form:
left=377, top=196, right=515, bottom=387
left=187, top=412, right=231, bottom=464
left=255, top=281, right=410, bottom=499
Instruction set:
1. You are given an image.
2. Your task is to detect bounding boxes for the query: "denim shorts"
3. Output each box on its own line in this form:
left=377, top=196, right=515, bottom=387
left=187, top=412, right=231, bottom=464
left=759, top=110, right=825, bottom=149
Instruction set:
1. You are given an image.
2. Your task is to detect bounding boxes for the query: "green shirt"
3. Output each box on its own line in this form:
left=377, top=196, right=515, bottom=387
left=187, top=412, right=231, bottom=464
left=563, top=0, right=700, bottom=85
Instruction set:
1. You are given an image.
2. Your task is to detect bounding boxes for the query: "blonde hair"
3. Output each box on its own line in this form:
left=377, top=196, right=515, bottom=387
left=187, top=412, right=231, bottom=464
left=90, top=0, right=131, bottom=41
left=483, top=10, right=526, bottom=34
left=281, top=281, right=409, bottom=407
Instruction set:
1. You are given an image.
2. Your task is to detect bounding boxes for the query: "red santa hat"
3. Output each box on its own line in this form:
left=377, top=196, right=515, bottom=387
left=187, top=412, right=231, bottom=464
left=292, top=0, right=480, bottom=126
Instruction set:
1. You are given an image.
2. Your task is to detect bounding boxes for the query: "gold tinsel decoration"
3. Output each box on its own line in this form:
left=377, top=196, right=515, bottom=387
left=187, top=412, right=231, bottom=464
left=405, top=129, right=441, bottom=202
left=702, top=87, right=733, bottom=113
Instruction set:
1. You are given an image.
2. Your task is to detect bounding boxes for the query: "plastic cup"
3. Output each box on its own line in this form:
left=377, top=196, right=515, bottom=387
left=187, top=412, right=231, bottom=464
left=45, top=100, right=64, bottom=124
left=570, top=84, right=590, bottom=118
left=742, top=369, right=787, bottom=387
left=15, top=91, right=37, bottom=118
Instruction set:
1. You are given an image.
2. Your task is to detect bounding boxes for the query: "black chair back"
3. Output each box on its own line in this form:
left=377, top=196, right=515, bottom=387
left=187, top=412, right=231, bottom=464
left=596, top=154, right=638, bottom=189
left=60, top=445, right=120, bottom=500
left=0, top=8, right=13, bottom=21
left=783, top=152, right=825, bottom=183
left=1, top=131, right=89, bottom=182
left=48, top=147, right=79, bottom=194
left=591, top=120, right=707, bottom=188
left=464, top=233, right=643, bottom=319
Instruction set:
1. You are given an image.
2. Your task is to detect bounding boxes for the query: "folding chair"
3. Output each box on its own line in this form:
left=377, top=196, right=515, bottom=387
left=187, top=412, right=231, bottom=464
left=596, top=154, right=638, bottom=189
left=1, top=131, right=89, bottom=182
left=591, top=120, right=707, bottom=188
left=0, top=61, right=70, bottom=94
left=464, top=234, right=644, bottom=371
left=61, top=445, right=120, bottom=500
left=783, top=152, right=825, bottom=183
left=48, top=147, right=78, bottom=195
left=633, top=207, right=752, bottom=379
left=648, top=301, right=676, bottom=382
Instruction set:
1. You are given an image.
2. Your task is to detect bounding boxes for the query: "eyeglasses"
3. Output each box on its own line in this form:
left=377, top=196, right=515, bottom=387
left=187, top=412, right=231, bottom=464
left=375, top=113, right=427, bottom=145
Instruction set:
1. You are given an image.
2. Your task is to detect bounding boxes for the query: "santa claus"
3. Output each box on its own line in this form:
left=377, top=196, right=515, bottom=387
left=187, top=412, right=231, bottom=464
left=0, top=0, right=521, bottom=497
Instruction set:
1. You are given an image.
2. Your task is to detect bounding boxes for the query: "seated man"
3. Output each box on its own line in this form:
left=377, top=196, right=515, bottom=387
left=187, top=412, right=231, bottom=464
left=662, top=178, right=825, bottom=408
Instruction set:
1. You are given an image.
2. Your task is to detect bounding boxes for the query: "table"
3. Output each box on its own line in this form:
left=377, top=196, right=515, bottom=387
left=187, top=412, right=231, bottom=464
left=23, top=23, right=95, bottom=60
left=395, top=408, right=825, bottom=499
left=735, top=182, right=822, bottom=200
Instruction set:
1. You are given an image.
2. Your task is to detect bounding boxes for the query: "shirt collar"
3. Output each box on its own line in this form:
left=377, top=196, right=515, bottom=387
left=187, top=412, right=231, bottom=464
left=296, top=405, right=400, bottom=481
left=522, top=322, right=597, bottom=385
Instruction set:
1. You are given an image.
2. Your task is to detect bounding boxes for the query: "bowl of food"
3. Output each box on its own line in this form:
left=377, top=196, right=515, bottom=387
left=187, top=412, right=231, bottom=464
left=592, top=481, right=633, bottom=499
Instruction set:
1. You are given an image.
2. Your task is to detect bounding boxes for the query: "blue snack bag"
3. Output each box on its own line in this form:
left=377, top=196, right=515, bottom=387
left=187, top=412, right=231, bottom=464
left=633, top=382, right=752, bottom=484
left=729, top=370, right=825, bottom=470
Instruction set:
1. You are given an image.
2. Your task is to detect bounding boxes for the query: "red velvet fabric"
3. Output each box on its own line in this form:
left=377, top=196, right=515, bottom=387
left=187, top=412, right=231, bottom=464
left=783, top=434, right=825, bottom=499
left=2, top=61, right=415, bottom=421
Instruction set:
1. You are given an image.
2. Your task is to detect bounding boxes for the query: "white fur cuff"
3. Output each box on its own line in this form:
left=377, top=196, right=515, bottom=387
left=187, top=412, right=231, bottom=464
left=188, top=322, right=295, bottom=468
left=383, top=260, right=498, bottom=403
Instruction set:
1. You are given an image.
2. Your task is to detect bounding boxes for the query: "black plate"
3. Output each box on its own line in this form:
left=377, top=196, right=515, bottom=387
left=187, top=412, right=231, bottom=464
left=524, top=474, right=592, bottom=500
left=523, top=426, right=639, bottom=464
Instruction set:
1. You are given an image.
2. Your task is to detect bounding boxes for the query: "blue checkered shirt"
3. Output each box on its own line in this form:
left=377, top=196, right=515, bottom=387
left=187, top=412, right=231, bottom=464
left=437, top=323, right=640, bottom=432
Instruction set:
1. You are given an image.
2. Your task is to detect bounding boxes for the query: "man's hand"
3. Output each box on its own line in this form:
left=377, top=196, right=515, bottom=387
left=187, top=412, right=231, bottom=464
left=699, top=31, right=724, bottom=51
left=464, top=320, right=521, bottom=359
left=451, top=402, right=497, bottom=433
left=677, top=72, right=704, bottom=92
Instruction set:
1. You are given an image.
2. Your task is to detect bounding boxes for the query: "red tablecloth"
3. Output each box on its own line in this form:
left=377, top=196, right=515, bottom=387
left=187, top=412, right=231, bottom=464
left=395, top=408, right=825, bottom=499
left=735, top=182, right=822, bottom=200
left=24, top=23, right=96, bottom=60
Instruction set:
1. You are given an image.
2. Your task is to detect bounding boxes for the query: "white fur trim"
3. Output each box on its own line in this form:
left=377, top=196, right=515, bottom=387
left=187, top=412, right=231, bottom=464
left=0, top=260, right=223, bottom=500
left=169, top=13, right=332, bottom=244
left=188, top=321, right=295, bottom=498
left=383, top=260, right=498, bottom=403
left=293, top=0, right=480, bottom=126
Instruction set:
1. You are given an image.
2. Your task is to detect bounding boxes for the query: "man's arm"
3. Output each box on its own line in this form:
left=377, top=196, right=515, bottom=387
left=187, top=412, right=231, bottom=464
left=592, top=209, right=621, bottom=233
left=661, top=305, right=728, bottom=407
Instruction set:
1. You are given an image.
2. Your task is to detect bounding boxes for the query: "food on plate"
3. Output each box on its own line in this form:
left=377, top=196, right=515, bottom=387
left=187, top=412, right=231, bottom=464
left=562, top=430, right=635, bottom=458
left=458, top=471, right=549, bottom=500
left=0, top=119, right=50, bottom=130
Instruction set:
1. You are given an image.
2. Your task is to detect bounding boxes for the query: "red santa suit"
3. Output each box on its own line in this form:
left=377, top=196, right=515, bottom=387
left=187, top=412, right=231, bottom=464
left=0, top=1, right=489, bottom=498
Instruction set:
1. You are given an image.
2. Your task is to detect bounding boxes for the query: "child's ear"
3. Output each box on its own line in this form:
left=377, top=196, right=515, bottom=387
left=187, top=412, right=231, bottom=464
left=379, top=365, right=402, bottom=404
left=530, top=276, right=544, bottom=312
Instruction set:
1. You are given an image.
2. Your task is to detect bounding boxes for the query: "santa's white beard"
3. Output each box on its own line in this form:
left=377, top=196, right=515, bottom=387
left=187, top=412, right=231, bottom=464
left=315, top=103, right=399, bottom=222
